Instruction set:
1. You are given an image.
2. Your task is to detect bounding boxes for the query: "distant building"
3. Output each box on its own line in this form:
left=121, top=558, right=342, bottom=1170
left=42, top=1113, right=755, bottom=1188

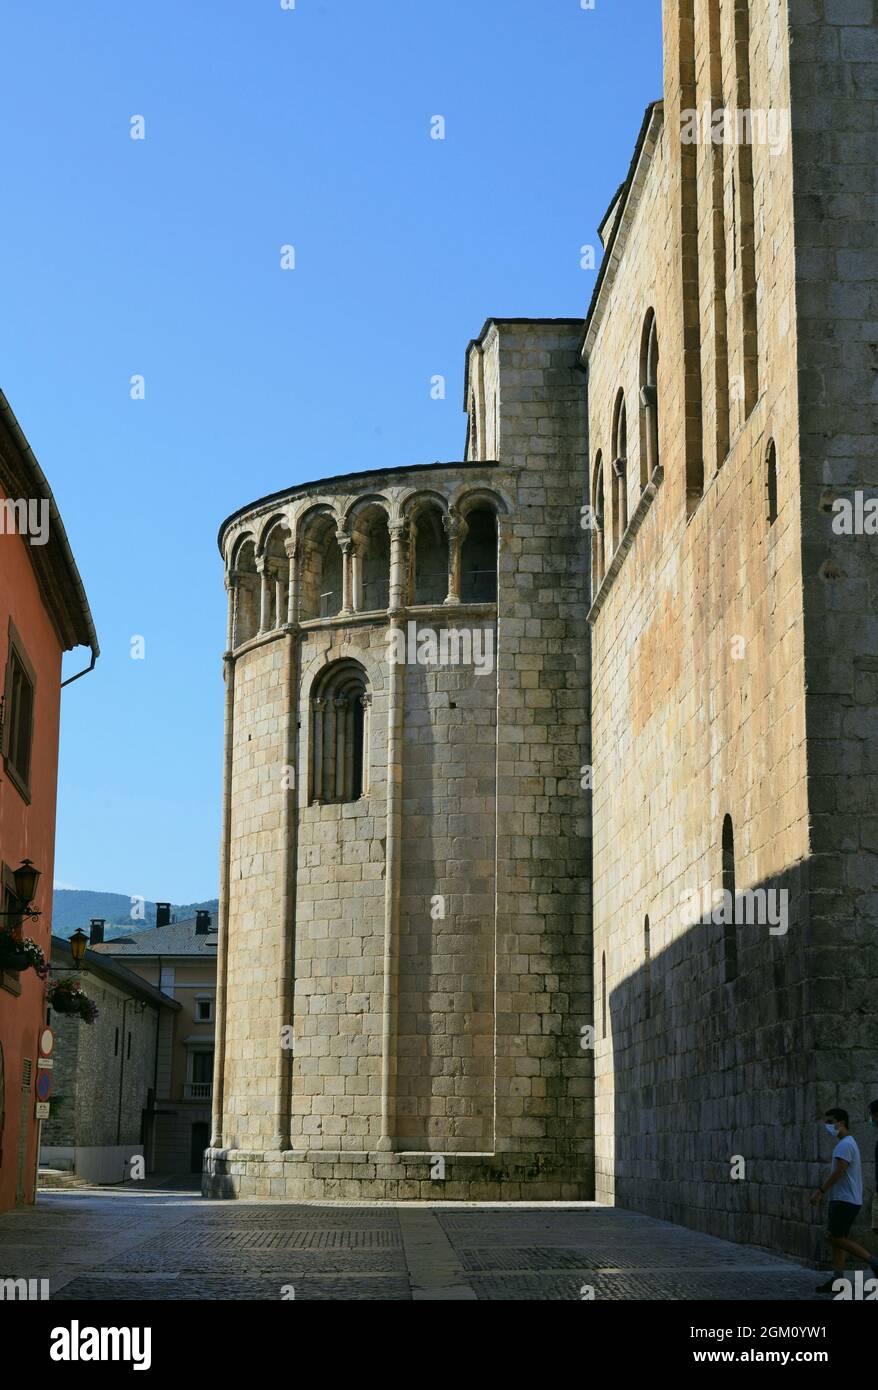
left=93, top=908, right=218, bottom=1173
left=40, top=934, right=179, bottom=1183
left=0, top=391, right=98, bottom=1212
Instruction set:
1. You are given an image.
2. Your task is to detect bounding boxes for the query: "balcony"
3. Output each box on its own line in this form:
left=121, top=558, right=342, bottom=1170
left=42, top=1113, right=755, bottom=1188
left=183, top=1082, right=212, bottom=1101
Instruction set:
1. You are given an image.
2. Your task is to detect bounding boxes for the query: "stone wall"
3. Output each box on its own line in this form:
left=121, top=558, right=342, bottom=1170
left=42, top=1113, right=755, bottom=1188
left=789, top=0, right=878, bottom=1192
left=586, top=0, right=824, bottom=1258
left=42, top=978, right=159, bottom=1165
left=207, top=319, right=594, bottom=1199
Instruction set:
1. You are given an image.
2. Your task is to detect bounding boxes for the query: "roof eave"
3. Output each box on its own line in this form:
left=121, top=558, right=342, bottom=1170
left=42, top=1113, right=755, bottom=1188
left=0, top=391, right=99, bottom=657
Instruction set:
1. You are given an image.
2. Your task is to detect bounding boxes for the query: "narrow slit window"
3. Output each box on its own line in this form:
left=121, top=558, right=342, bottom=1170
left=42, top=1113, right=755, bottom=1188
left=722, top=815, right=738, bottom=984
left=766, top=440, right=778, bottom=526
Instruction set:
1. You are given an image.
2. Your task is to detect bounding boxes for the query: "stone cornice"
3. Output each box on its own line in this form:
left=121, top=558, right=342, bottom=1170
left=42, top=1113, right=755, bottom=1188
left=580, top=102, right=665, bottom=366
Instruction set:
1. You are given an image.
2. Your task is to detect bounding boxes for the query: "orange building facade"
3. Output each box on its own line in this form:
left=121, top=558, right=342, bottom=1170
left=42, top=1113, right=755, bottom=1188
left=0, top=391, right=97, bottom=1211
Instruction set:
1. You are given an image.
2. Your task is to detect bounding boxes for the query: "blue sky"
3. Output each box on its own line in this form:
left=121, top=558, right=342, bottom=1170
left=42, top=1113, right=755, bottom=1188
left=1, top=0, right=662, bottom=904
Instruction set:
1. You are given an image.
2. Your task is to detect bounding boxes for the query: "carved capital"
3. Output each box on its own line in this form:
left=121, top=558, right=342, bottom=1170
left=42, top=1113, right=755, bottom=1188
left=443, top=508, right=468, bottom=543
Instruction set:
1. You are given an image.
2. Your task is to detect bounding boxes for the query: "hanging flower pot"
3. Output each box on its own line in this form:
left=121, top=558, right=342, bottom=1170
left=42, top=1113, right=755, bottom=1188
left=47, top=979, right=98, bottom=1024
left=0, top=938, right=31, bottom=971
left=0, top=930, right=48, bottom=977
left=50, top=993, right=80, bottom=1015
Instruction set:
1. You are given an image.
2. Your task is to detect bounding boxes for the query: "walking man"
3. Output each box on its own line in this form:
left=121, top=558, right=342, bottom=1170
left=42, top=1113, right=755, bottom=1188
left=810, top=1107, right=878, bottom=1293
left=870, top=1099, right=878, bottom=1235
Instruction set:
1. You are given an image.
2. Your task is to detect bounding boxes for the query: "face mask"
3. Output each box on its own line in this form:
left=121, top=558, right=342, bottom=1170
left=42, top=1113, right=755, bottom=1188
left=825, top=1123, right=838, bottom=1136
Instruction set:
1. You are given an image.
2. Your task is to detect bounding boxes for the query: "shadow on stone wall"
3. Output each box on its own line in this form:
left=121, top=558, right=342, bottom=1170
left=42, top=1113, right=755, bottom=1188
left=607, top=856, right=878, bottom=1262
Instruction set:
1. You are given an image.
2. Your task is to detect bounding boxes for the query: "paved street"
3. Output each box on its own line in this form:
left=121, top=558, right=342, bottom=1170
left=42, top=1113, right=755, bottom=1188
left=0, top=1188, right=829, bottom=1300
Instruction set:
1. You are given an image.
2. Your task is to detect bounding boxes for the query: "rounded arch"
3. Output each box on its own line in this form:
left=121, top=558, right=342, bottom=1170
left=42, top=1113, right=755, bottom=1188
left=256, top=511, right=292, bottom=557
left=639, top=308, right=660, bottom=490
left=460, top=506, right=498, bottom=603
left=258, top=515, right=293, bottom=631
left=340, top=493, right=391, bottom=534
left=401, top=489, right=449, bottom=523
left=408, top=498, right=449, bottom=606
left=297, top=506, right=344, bottom=621
left=348, top=499, right=391, bottom=612
left=309, top=657, right=370, bottom=804
left=455, top=486, right=509, bottom=519
left=229, top=534, right=259, bottom=646
left=229, top=530, right=257, bottom=573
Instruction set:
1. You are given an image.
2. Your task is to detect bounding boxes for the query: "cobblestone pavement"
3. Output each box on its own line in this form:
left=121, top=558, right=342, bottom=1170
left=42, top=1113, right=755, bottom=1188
left=0, top=1188, right=828, bottom=1301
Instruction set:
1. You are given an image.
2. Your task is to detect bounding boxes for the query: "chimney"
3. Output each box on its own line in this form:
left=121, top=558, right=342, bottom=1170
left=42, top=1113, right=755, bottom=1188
left=89, top=919, right=105, bottom=945
left=155, top=902, right=172, bottom=929
left=195, top=910, right=211, bottom=935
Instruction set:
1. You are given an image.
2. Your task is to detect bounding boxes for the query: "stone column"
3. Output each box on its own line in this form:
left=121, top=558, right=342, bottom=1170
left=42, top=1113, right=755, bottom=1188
left=273, top=567, right=284, bottom=630
left=337, top=533, right=353, bottom=615
left=350, top=544, right=364, bottom=613
left=257, top=558, right=271, bottom=634
left=225, top=571, right=238, bottom=652
left=443, top=509, right=467, bottom=605
left=640, top=384, right=658, bottom=481
left=388, top=521, right=411, bottom=613
left=311, top=697, right=325, bottom=803
left=284, top=540, right=298, bottom=625
left=360, top=692, right=372, bottom=795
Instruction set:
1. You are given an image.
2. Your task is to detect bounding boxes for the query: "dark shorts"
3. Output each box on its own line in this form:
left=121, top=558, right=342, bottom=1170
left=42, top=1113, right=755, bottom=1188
left=828, top=1201, right=861, bottom=1238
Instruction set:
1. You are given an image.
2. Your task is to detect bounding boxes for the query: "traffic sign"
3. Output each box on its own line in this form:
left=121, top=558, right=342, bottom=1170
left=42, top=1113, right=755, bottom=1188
left=37, top=1057, right=53, bottom=1070
left=35, top=1102, right=50, bottom=1120
left=36, top=1070, right=52, bottom=1103
left=39, top=1027, right=54, bottom=1058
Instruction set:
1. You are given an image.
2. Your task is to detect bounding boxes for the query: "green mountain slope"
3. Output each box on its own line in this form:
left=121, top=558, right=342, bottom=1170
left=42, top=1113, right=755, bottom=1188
left=51, top=889, right=219, bottom=938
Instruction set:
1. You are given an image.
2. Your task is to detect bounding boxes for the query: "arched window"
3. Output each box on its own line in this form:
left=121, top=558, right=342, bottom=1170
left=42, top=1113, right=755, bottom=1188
left=461, top=508, right=498, bottom=602
left=350, top=503, right=390, bottom=612
left=639, top=310, right=660, bottom=490
left=601, top=950, right=607, bottom=1039
left=611, top=390, right=628, bottom=549
left=260, top=520, right=292, bottom=631
left=411, top=505, right=448, bottom=605
left=722, top=814, right=738, bottom=983
left=644, top=915, right=651, bottom=1021
left=766, top=439, right=778, bottom=527
left=231, top=539, right=259, bottom=647
left=299, top=511, right=344, bottom=621
left=310, top=660, right=370, bottom=805
left=591, top=453, right=606, bottom=593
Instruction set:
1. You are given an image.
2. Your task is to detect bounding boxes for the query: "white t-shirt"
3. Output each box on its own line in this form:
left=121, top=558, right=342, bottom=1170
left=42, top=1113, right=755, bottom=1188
left=832, top=1135, right=863, bottom=1206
